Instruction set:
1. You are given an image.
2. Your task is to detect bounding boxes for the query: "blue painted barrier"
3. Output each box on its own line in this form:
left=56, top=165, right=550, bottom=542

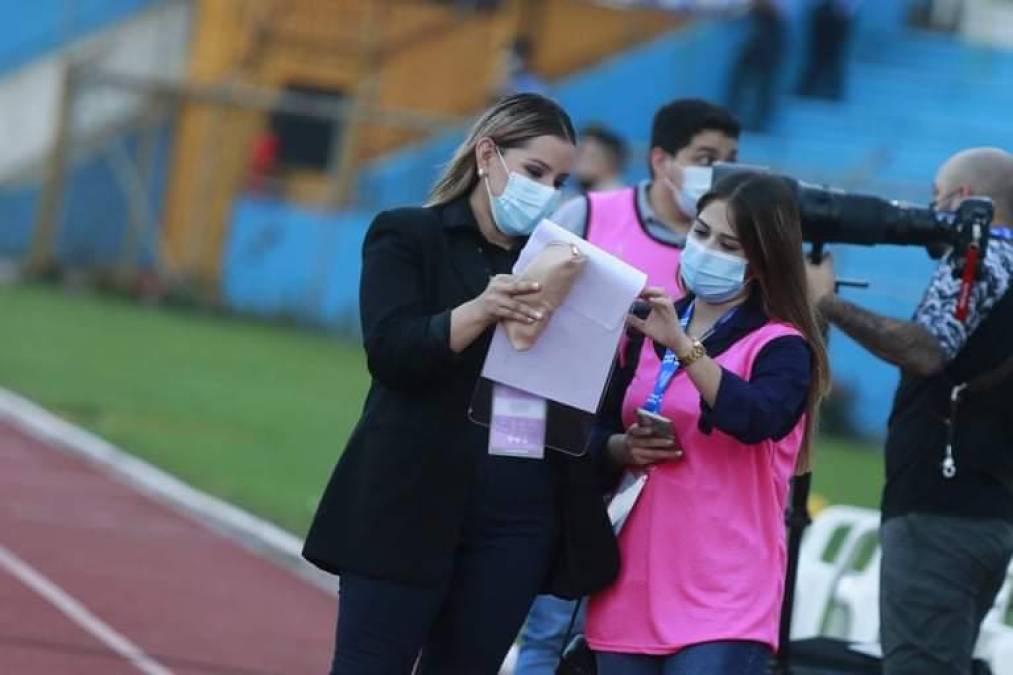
left=221, top=197, right=372, bottom=335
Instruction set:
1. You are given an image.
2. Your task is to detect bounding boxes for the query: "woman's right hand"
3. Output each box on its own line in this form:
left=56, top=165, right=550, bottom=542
left=473, top=274, right=544, bottom=325
left=608, top=426, right=683, bottom=468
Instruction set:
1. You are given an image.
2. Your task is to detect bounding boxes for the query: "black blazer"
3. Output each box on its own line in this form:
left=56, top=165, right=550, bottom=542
left=303, top=197, right=618, bottom=591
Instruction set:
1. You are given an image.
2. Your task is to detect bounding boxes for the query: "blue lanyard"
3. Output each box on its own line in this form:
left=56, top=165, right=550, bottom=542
left=642, top=302, right=738, bottom=414
left=642, top=305, right=693, bottom=414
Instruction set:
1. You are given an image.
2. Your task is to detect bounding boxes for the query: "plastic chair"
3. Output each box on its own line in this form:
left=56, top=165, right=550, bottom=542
left=792, top=505, right=880, bottom=640
left=989, top=632, right=1013, bottom=675
left=976, top=558, right=1013, bottom=665
left=821, top=523, right=883, bottom=643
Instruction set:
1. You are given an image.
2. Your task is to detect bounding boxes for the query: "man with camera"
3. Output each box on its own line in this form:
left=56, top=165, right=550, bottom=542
left=806, top=147, right=1013, bottom=675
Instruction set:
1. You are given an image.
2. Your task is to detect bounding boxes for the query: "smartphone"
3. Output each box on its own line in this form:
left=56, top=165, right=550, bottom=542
left=635, top=408, right=674, bottom=440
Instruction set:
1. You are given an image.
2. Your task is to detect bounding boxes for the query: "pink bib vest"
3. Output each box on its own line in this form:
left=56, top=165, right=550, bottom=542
left=586, top=321, right=807, bottom=655
left=587, top=188, right=684, bottom=298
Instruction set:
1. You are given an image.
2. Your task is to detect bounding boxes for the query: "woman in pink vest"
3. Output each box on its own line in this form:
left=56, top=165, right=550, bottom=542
left=587, top=173, right=830, bottom=674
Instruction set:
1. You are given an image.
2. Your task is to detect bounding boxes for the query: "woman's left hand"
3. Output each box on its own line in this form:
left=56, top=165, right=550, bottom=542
left=626, top=287, right=688, bottom=351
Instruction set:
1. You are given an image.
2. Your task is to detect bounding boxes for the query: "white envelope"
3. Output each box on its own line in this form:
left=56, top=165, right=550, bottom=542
left=481, top=219, right=648, bottom=413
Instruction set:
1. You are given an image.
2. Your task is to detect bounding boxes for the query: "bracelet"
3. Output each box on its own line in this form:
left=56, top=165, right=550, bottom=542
left=677, top=339, right=707, bottom=367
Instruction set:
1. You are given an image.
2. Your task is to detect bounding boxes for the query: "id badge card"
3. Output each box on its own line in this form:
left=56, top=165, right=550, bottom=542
left=489, top=383, right=547, bottom=459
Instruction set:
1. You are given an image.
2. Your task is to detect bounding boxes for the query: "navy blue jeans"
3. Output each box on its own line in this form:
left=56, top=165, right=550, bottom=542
left=597, top=640, right=772, bottom=675
left=329, top=454, right=558, bottom=675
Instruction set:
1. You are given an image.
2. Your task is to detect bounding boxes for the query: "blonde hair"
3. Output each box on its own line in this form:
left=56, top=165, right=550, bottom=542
left=427, top=94, right=576, bottom=206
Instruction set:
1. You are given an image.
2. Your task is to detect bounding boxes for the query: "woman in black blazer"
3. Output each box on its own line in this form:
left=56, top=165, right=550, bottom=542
left=304, top=94, right=616, bottom=674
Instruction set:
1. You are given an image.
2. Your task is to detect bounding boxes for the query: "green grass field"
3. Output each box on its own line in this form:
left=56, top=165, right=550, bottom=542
left=1, top=283, right=885, bottom=535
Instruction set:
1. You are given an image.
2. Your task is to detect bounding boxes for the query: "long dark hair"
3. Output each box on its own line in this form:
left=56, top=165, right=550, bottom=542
left=427, top=93, right=576, bottom=206
left=698, top=173, right=830, bottom=473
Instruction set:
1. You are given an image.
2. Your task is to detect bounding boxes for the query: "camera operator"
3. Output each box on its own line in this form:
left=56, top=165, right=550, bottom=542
left=806, top=147, right=1013, bottom=675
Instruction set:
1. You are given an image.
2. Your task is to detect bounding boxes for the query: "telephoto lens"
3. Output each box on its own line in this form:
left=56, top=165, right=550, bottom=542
left=706, top=163, right=980, bottom=251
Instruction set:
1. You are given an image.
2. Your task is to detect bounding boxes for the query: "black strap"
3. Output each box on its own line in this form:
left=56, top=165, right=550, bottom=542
left=955, top=285, right=1013, bottom=394
left=965, top=352, right=1013, bottom=393
left=948, top=352, right=1013, bottom=421
left=558, top=597, right=584, bottom=661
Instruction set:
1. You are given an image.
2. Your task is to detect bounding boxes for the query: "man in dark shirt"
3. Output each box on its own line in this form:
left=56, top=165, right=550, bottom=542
left=806, top=147, right=1013, bottom=674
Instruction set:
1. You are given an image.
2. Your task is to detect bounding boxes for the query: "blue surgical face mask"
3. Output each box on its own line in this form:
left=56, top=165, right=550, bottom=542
left=667, top=164, right=714, bottom=218
left=679, top=235, right=748, bottom=303
left=485, top=148, right=562, bottom=237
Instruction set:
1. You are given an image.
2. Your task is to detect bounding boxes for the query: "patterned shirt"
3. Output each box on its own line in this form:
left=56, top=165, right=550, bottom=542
left=912, top=237, right=1013, bottom=362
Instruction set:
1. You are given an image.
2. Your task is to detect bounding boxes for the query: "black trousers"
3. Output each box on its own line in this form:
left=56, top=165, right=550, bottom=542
left=330, top=453, right=558, bottom=675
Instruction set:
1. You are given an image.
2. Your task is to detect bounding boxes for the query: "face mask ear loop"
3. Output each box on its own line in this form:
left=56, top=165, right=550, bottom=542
left=664, top=158, right=682, bottom=192
left=484, top=146, right=510, bottom=200
left=496, top=146, right=511, bottom=176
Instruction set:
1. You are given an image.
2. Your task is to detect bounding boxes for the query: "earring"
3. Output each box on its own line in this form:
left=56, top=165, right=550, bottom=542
left=478, top=168, right=486, bottom=177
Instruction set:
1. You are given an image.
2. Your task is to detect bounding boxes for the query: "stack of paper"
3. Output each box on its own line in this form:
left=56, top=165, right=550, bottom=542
left=482, top=219, right=648, bottom=413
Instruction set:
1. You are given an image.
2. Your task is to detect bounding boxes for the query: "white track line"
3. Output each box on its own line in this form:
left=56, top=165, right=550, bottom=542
left=0, top=544, right=174, bottom=675
left=0, top=387, right=336, bottom=593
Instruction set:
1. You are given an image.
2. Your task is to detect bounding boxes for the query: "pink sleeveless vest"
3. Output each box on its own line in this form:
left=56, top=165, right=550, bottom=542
left=586, top=188, right=684, bottom=298
left=586, top=321, right=807, bottom=655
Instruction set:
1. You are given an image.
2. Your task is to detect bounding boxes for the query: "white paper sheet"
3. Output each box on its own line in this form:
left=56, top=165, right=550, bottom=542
left=481, top=219, right=648, bottom=413
left=607, top=470, right=648, bottom=533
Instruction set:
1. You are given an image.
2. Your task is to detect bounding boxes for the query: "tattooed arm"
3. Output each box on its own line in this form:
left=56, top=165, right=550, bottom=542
left=808, top=239, right=1013, bottom=379
left=816, top=295, right=945, bottom=377
left=806, top=252, right=947, bottom=377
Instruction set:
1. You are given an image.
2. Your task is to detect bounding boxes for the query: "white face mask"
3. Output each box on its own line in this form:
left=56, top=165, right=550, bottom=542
left=667, top=164, right=714, bottom=218
left=485, top=148, right=562, bottom=237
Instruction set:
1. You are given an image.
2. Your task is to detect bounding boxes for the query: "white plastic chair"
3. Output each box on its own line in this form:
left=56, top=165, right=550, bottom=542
left=976, top=558, right=1013, bottom=666
left=989, top=633, right=1013, bottom=675
left=821, top=523, right=882, bottom=643
left=792, top=505, right=880, bottom=640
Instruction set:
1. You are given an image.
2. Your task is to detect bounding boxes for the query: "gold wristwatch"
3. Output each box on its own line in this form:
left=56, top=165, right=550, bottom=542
left=677, top=339, right=707, bottom=367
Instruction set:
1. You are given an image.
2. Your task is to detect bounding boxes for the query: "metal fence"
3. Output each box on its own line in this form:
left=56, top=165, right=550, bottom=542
left=25, top=59, right=462, bottom=303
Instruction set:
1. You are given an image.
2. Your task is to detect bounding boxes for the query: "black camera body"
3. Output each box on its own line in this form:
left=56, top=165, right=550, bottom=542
left=709, top=163, right=995, bottom=273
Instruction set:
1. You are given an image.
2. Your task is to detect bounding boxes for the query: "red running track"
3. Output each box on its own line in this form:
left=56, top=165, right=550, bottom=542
left=0, top=419, right=337, bottom=674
